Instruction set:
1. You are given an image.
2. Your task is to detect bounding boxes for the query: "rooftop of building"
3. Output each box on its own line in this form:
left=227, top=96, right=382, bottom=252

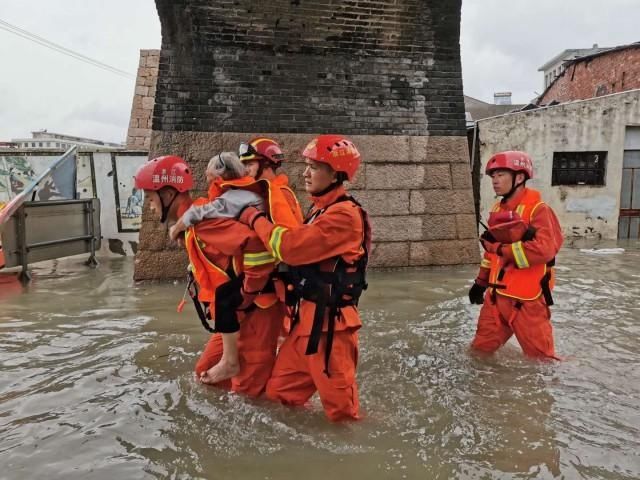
left=537, top=44, right=611, bottom=71
left=11, top=130, right=124, bottom=148
left=536, top=41, right=640, bottom=104
left=464, top=95, right=527, bottom=122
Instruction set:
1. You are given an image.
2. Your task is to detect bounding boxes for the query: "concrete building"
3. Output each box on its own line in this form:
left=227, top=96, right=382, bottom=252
left=10, top=130, right=125, bottom=152
left=538, top=44, right=609, bottom=90
left=134, top=0, right=478, bottom=280
left=475, top=89, right=640, bottom=241
left=538, top=42, right=640, bottom=105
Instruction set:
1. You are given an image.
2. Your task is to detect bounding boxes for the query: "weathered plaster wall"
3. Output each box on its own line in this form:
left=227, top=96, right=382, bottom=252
left=477, top=90, right=640, bottom=241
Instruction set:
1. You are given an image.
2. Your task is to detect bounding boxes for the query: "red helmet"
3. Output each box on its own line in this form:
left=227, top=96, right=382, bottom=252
left=239, top=137, right=285, bottom=166
left=302, top=134, right=361, bottom=181
left=485, top=151, right=534, bottom=180
left=134, top=155, right=194, bottom=192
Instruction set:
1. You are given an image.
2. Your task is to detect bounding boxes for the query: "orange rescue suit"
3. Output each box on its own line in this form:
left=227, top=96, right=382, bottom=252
left=180, top=180, right=275, bottom=396
left=193, top=174, right=304, bottom=396
left=183, top=176, right=275, bottom=313
left=252, top=185, right=369, bottom=421
left=472, top=187, right=563, bottom=359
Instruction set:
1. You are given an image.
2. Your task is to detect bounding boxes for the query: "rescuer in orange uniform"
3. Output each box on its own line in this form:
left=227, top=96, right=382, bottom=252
left=469, top=151, right=563, bottom=359
left=238, top=137, right=304, bottom=225
left=238, top=135, right=371, bottom=421
left=192, top=138, right=304, bottom=390
left=134, top=155, right=279, bottom=397
left=166, top=152, right=271, bottom=385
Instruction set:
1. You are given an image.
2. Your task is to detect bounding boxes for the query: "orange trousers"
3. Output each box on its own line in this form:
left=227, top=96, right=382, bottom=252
left=265, top=327, right=359, bottom=422
left=194, top=302, right=284, bottom=397
left=471, top=293, right=557, bottom=359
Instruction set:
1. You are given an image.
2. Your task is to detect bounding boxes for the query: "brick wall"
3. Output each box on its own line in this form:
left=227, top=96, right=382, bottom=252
left=152, top=0, right=466, bottom=136
left=126, top=50, right=160, bottom=149
left=134, top=0, right=477, bottom=280
left=539, top=46, right=640, bottom=104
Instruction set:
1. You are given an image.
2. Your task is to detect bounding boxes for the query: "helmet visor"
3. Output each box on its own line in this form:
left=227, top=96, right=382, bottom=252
left=238, top=142, right=257, bottom=159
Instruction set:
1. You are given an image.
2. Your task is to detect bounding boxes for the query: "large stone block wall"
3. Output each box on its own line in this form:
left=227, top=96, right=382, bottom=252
left=135, top=132, right=477, bottom=280
left=126, top=50, right=160, bottom=149
left=134, top=0, right=478, bottom=280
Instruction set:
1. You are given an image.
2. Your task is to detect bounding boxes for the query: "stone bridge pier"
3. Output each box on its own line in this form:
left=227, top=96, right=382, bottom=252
left=135, top=0, right=478, bottom=280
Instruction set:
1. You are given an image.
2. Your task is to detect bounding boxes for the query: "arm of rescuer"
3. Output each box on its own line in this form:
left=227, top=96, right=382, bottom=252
left=470, top=204, right=563, bottom=304
left=193, top=217, right=275, bottom=309
left=499, top=203, right=563, bottom=269
left=469, top=251, right=492, bottom=304
left=246, top=202, right=364, bottom=266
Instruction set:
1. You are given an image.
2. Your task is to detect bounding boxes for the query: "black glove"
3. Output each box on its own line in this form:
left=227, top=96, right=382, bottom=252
left=468, top=282, right=486, bottom=305
left=522, top=225, right=537, bottom=242
left=480, top=229, right=497, bottom=243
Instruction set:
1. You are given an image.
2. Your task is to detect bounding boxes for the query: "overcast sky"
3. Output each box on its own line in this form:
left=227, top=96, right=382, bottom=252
left=0, top=0, right=638, bottom=144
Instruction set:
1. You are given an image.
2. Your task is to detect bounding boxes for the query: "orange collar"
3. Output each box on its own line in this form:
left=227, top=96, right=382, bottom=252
left=310, top=185, right=348, bottom=210
left=501, top=186, right=527, bottom=210
left=270, top=173, right=290, bottom=187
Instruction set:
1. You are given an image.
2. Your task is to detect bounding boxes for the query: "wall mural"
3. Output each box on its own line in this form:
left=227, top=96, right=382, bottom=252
left=112, top=153, right=148, bottom=232
left=0, top=155, right=37, bottom=205
left=0, top=154, right=95, bottom=206
left=1, top=151, right=148, bottom=235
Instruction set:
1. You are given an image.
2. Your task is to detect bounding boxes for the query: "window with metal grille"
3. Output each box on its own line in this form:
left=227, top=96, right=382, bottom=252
left=552, top=151, right=607, bottom=186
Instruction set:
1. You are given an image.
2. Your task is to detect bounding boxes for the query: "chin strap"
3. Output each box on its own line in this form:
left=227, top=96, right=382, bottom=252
left=159, top=190, right=178, bottom=223
left=502, top=175, right=526, bottom=202
left=311, top=181, right=340, bottom=198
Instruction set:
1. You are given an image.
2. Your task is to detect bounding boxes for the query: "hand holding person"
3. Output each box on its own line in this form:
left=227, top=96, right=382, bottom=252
left=237, top=206, right=265, bottom=229
left=169, top=217, right=187, bottom=242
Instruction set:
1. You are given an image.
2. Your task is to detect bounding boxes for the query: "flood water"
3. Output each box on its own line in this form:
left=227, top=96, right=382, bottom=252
left=1, top=243, right=640, bottom=479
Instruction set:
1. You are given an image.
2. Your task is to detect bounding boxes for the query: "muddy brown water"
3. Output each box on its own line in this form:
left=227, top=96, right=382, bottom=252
left=1, top=243, right=639, bottom=479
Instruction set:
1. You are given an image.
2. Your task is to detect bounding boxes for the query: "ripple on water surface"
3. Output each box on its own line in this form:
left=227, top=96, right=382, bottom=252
left=1, top=250, right=640, bottom=479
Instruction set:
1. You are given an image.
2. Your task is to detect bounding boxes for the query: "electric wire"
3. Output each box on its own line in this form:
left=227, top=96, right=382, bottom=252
left=0, top=18, right=136, bottom=79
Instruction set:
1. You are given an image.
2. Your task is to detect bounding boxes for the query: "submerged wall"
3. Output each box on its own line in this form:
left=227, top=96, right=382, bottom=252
left=135, top=0, right=478, bottom=280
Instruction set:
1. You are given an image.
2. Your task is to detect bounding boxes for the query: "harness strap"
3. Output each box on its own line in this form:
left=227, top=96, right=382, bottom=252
left=293, top=194, right=369, bottom=376
left=540, top=271, right=554, bottom=306
left=305, top=286, right=328, bottom=357
left=324, top=300, right=338, bottom=377
left=187, top=272, right=215, bottom=333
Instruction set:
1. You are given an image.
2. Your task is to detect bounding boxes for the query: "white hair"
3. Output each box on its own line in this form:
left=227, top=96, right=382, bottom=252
left=206, top=152, right=246, bottom=180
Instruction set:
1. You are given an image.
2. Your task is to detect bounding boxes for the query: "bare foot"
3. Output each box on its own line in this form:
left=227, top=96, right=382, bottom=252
left=199, top=360, right=240, bottom=385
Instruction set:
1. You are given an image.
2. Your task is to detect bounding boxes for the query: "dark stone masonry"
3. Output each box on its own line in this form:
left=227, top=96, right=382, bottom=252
left=135, top=0, right=477, bottom=280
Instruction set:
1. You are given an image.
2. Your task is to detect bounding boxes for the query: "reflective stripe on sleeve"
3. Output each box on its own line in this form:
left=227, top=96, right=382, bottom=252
left=268, top=226, right=288, bottom=262
left=243, top=251, right=276, bottom=267
left=511, top=241, right=530, bottom=269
